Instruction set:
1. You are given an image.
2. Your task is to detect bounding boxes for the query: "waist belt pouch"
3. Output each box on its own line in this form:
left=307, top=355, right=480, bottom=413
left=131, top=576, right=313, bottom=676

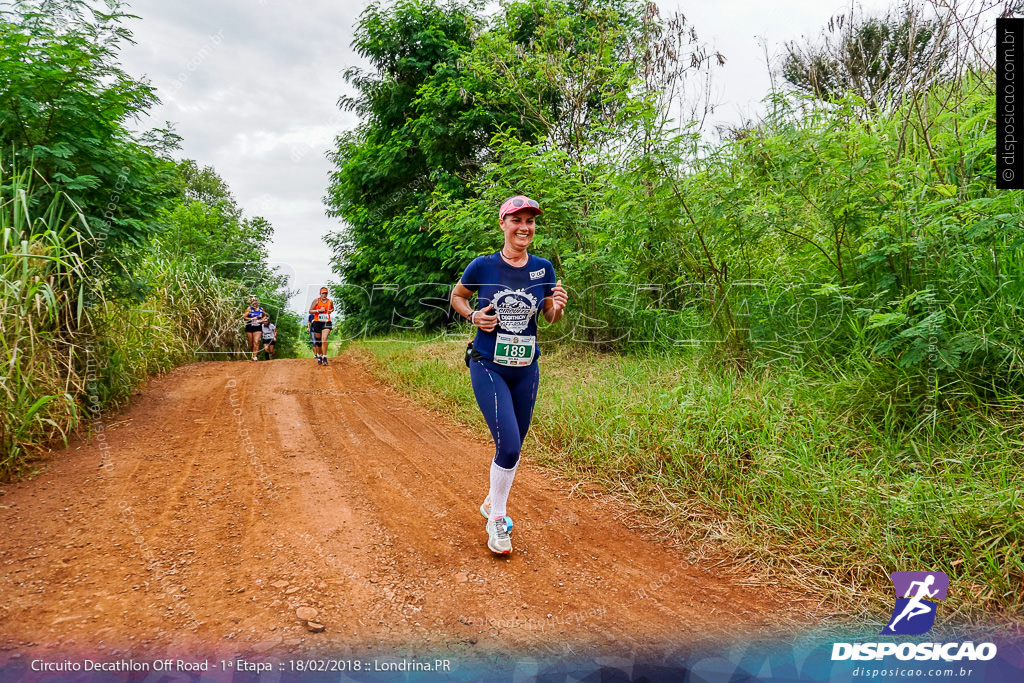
left=464, top=341, right=483, bottom=368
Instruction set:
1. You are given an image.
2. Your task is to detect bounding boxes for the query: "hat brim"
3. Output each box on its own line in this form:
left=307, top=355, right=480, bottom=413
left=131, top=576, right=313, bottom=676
left=500, top=206, right=543, bottom=219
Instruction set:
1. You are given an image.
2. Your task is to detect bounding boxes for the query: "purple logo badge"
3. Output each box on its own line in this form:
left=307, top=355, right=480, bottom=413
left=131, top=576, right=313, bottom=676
left=882, top=571, right=949, bottom=635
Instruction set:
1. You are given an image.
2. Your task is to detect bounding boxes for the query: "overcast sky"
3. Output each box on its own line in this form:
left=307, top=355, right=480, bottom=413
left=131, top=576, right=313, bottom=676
left=118, top=0, right=895, bottom=312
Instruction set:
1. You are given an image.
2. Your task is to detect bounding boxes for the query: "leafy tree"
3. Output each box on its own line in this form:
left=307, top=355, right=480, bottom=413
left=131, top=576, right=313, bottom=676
left=159, top=160, right=271, bottom=282
left=325, top=0, right=714, bottom=334
left=178, top=158, right=238, bottom=207
left=426, top=0, right=719, bottom=348
left=155, top=161, right=294, bottom=339
left=325, top=0, right=489, bottom=334
left=465, top=0, right=647, bottom=161
left=0, top=0, right=178, bottom=260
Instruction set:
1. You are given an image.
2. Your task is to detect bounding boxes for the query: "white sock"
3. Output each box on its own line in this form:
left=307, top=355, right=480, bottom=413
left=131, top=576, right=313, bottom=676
left=488, top=461, right=518, bottom=518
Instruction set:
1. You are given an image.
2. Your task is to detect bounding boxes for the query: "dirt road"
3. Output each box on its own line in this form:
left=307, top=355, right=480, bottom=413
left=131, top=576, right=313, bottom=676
left=0, top=354, right=814, bottom=660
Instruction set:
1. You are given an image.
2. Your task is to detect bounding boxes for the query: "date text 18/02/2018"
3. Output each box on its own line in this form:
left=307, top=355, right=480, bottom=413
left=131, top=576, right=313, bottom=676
left=286, top=659, right=451, bottom=672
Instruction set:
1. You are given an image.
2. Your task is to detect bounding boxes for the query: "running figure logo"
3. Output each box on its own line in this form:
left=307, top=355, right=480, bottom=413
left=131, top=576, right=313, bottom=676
left=882, top=571, right=949, bottom=635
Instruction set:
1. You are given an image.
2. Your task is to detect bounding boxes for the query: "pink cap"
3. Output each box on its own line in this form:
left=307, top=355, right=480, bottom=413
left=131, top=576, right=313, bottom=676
left=499, top=195, right=542, bottom=220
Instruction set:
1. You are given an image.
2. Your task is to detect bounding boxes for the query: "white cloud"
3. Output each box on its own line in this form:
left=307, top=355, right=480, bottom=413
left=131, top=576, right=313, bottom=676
left=119, top=0, right=367, bottom=311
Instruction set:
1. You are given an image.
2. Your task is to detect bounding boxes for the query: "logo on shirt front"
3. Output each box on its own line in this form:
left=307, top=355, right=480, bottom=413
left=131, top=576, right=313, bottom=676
left=529, top=268, right=545, bottom=280
left=491, top=288, right=538, bottom=334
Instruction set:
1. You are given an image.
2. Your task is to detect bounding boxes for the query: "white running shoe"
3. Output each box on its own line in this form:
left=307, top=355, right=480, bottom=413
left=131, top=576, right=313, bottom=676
left=480, top=496, right=514, bottom=532
left=486, top=516, right=512, bottom=555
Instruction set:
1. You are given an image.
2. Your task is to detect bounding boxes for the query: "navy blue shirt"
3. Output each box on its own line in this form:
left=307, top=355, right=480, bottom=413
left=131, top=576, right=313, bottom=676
left=460, top=252, right=557, bottom=362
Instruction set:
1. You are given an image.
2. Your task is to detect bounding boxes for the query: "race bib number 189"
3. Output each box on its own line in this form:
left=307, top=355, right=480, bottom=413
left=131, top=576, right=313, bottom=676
left=493, top=334, right=536, bottom=367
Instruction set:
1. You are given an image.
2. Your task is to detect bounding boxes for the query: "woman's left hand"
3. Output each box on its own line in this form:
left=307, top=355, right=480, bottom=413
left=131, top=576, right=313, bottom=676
left=551, top=280, right=568, bottom=313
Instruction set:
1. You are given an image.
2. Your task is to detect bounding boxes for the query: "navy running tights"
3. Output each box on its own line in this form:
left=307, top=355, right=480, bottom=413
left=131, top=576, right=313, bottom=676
left=469, top=358, right=540, bottom=469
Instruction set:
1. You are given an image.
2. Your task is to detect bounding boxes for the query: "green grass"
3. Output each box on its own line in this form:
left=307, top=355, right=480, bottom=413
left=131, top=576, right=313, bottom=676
left=350, top=334, right=1024, bottom=625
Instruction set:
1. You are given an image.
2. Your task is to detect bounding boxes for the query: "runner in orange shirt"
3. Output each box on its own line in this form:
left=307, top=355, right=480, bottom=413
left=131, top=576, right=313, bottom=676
left=308, top=287, right=334, bottom=366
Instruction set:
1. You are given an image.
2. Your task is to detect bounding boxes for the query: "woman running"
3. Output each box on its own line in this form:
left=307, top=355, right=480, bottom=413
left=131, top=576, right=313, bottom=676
left=261, top=319, right=278, bottom=359
left=309, top=287, right=334, bottom=366
left=449, top=195, right=568, bottom=555
left=242, top=296, right=267, bottom=362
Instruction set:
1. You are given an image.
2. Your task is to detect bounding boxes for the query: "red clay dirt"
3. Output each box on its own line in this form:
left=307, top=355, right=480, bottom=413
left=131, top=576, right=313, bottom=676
left=0, top=354, right=816, bottom=661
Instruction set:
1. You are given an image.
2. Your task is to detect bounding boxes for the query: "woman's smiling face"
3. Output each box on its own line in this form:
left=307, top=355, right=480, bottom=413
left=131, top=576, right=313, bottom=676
left=500, top=211, right=536, bottom=250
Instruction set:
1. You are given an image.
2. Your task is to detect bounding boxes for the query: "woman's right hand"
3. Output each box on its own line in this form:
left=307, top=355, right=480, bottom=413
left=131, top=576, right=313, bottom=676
left=474, top=303, right=497, bottom=332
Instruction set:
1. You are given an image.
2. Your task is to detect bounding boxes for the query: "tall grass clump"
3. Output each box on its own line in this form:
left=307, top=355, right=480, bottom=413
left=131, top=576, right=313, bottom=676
left=0, top=162, right=254, bottom=477
left=89, top=250, right=248, bottom=407
left=0, top=167, right=91, bottom=475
